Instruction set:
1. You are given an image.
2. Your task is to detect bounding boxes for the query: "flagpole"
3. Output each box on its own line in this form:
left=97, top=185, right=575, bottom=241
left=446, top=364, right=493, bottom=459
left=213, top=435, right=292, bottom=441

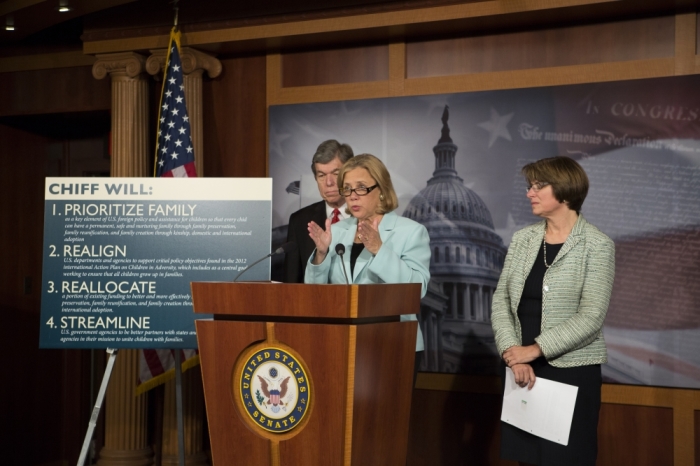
left=152, top=31, right=172, bottom=177
left=171, top=5, right=185, bottom=464
left=147, top=5, right=193, bottom=463
left=173, top=0, right=179, bottom=30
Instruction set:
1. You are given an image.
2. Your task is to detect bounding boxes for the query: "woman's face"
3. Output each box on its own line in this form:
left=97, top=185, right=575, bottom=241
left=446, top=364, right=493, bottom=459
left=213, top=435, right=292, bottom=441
left=526, top=181, right=569, bottom=218
left=343, top=168, right=381, bottom=221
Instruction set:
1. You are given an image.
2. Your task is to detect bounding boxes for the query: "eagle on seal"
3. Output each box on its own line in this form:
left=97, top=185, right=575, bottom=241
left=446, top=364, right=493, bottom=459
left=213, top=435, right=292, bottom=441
left=258, top=375, right=290, bottom=407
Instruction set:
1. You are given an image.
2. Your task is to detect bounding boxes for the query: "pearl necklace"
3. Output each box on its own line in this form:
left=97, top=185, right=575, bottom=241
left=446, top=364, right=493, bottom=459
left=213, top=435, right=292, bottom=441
left=543, top=226, right=552, bottom=268
left=543, top=236, right=553, bottom=268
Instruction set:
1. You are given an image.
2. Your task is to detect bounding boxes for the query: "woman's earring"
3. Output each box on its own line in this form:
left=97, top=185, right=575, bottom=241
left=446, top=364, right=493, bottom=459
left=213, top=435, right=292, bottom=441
left=380, top=194, right=384, bottom=201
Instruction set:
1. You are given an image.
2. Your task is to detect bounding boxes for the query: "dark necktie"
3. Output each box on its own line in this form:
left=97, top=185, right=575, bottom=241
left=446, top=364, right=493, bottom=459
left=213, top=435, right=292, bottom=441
left=331, top=208, right=340, bottom=224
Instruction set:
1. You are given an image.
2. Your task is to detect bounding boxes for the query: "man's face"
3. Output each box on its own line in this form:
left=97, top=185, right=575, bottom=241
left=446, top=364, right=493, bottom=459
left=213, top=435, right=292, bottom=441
left=314, top=157, right=344, bottom=207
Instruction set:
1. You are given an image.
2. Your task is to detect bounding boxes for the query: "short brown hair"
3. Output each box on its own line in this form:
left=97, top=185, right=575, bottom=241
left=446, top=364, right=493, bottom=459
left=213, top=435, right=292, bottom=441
left=522, top=156, right=589, bottom=213
left=337, top=154, right=398, bottom=215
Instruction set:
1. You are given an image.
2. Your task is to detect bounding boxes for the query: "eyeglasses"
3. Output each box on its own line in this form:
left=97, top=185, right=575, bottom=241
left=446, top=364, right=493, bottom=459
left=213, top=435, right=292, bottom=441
left=525, top=181, right=550, bottom=193
left=340, top=184, right=379, bottom=197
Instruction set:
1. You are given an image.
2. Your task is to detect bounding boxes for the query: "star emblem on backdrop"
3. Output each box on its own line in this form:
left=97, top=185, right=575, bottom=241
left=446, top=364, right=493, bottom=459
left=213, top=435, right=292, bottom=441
left=477, top=107, right=514, bottom=148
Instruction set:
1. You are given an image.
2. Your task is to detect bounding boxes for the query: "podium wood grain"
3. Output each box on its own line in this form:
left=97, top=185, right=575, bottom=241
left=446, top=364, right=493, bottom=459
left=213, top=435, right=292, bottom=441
left=196, top=320, right=271, bottom=463
left=192, top=282, right=421, bottom=319
left=351, top=321, right=416, bottom=466
left=193, top=283, right=419, bottom=466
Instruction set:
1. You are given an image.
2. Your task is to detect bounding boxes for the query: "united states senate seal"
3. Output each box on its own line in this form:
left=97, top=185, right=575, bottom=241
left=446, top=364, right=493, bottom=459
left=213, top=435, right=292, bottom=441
left=238, top=347, right=311, bottom=433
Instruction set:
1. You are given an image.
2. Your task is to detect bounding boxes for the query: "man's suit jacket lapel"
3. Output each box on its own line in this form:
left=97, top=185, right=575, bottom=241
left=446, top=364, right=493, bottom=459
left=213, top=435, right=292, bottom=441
left=300, top=201, right=327, bottom=265
left=311, top=201, right=327, bottom=227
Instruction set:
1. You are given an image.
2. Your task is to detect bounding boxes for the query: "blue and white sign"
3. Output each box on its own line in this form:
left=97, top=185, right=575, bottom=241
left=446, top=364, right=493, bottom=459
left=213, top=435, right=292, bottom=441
left=40, top=177, right=272, bottom=349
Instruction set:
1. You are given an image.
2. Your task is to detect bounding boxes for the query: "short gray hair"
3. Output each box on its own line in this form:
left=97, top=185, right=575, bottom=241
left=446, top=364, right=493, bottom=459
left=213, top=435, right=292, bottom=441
left=310, top=140, right=354, bottom=175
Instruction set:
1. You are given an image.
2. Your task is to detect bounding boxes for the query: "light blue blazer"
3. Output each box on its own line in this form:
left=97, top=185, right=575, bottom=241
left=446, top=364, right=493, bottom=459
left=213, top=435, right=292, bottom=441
left=304, top=211, right=431, bottom=351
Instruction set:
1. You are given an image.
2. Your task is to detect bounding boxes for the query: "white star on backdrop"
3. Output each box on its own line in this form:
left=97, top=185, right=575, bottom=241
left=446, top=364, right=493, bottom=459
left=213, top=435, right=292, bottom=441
left=478, top=107, right=514, bottom=148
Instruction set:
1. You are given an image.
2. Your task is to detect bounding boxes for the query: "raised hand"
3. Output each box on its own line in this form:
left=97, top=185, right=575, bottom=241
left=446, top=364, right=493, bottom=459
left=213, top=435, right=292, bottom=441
left=357, top=216, right=382, bottom=255
left=308, top=218, right=332, bottom=264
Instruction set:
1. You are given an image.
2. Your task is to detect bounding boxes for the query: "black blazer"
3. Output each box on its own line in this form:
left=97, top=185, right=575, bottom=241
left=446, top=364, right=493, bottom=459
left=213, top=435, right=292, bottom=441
left=283, top=200, right=328, bottom=283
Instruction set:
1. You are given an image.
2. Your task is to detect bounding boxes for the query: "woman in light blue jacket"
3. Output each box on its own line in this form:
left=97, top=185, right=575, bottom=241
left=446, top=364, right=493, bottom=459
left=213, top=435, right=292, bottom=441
left=304, top=154, right=431, bottom=353
left=491, top=156, right=615, bottom=466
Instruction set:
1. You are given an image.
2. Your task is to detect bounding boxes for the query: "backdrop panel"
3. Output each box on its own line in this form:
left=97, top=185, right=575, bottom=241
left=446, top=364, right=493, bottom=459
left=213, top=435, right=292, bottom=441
left=269, top=75, right=700, bottom=389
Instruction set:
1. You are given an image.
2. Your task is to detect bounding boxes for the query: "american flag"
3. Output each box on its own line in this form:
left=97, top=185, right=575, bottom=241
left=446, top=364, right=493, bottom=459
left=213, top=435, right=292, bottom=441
left=285, top=180, right=300, bottom=194
left=154, top=28, right=196, bottom=178
left=137, top=347, right=199, bottom=395
left=137, top=27, right=199, bottom=395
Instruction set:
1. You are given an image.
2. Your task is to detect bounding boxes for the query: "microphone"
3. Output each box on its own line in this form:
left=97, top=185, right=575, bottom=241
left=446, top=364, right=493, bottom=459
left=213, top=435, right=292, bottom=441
left=233, top=242, right=297, bottom=282
left=335, top=243, right=350, bottom=285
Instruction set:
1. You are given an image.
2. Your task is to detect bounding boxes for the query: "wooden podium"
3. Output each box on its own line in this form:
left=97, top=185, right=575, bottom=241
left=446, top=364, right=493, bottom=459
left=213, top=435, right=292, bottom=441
left=191, top=282, right=420, bottom=466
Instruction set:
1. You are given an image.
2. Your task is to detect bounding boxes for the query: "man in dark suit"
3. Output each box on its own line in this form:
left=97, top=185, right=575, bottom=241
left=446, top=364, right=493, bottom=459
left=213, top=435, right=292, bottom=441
left=283, top=140, right=354, bottom=283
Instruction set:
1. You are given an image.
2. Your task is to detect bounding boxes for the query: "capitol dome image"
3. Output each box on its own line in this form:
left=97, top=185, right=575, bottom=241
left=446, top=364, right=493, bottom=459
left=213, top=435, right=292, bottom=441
left=403, top=106, right=506, bottom=374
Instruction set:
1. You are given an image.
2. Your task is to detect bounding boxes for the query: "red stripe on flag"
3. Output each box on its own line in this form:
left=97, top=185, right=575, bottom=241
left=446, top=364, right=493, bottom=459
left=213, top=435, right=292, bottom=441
left=142, top=349, right=166, bottom=377
left=183, top=162, right=197, bottom=177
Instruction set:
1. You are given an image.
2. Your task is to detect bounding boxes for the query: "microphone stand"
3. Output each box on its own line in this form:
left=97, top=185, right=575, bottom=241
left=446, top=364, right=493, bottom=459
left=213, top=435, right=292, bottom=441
left=335, top=244, right=350, bottom=285
left=233, top=253, right=273, bottom=282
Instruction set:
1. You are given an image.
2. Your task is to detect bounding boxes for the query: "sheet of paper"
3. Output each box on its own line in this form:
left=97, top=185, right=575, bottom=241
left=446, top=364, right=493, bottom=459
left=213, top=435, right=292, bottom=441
left=500, top=367, right=579, bottom=446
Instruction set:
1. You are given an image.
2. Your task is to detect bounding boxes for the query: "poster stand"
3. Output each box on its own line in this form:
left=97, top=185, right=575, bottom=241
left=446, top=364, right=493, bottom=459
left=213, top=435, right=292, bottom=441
left=77, top=348, right=118, bottom=466
left=38, top=178, right=271, bottom=466
left=76, top=348, right=186, bottom=466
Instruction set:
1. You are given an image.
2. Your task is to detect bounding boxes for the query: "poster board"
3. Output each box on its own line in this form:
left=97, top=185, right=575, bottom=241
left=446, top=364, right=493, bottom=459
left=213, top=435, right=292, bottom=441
left=40, top=177, right=272, bottom=349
